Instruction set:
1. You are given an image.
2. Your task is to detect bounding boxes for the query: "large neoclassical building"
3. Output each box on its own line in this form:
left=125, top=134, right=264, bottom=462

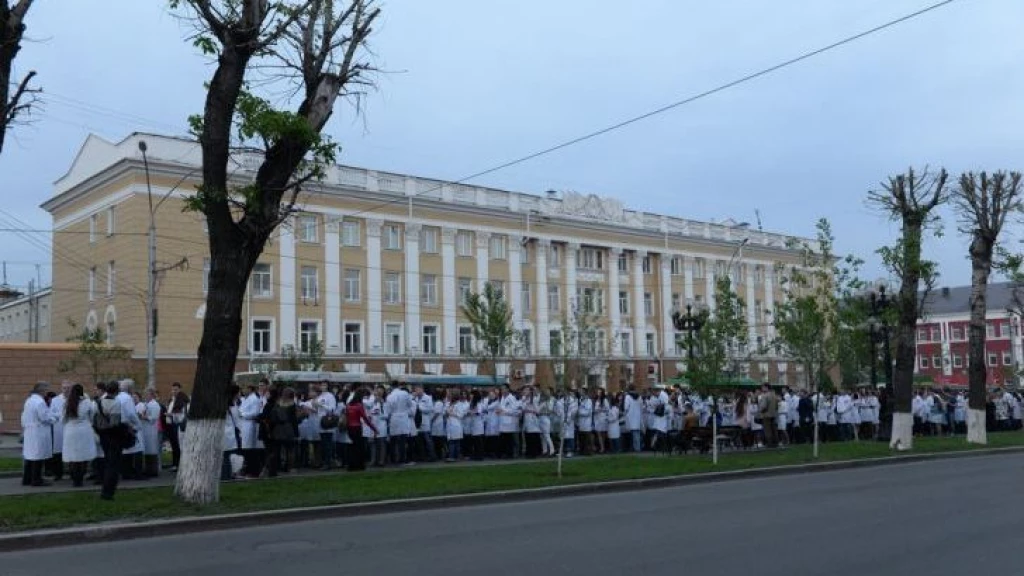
left=44, top=133, right=812, bottom=388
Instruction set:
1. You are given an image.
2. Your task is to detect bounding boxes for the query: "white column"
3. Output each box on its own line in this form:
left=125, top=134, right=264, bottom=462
left=325, top=218, right=341, bottom=352
left=367, top=219, right=383, bottom=353
left=405, top=223, right=421, bottom=355
left=566, top=242, right=579, bottom=310
left=475, top=232, right=490, bottom=292
left=608, top=247, right=622, bottom=357
left=683, top=255, right=694, bottom=303
left=660, top=255, right=673, bottom=356
left=764, top=265, right=776, bottom=348
left=746, top=264, right=757, bottom=349
left=632, top=249, right=646, bottom=357
left=279, top=227, right=296, bottom=349
left=442, top=227, right=457, bottom=355
left=535, top=239, right=550, bottom=355
left=509, top=236, right=523, bottom=328
left=706, top=260, right=717, bottom=311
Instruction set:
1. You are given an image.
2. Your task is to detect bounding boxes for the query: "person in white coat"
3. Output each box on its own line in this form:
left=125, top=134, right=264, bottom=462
left=521, top=387, right=542, bottom=458
left=21, top=381, right=58, bottom=487
left=554, top=391, right=577, bottom=457
left=60, top=383, right=97, bottom=487
left=47, top=381, right=72, bottom=482
left=835, top=391, right=855, bottom=442
left=116, top=380, right=145, bottom=481
left=647, top=388, right=670, bottom=451
left=139, top=388, right=162, bottom=478
left=624, top=389, right=644, bottom=453
left=497, top=386, right=522, bottom=459
left=484, top=389, right=501, bottom=458
left=385, top=386, right=414, bottom=465
left=576, top=392, right=595, bottom=455
left=606, top=394, right=622, bottom=453
left=221, top=384, right=242, bottom=481
left=538, top=390, right=554, bottom=456
left=431, top=393, right=447, bottom=461
left=413, top=386, right=436, bottom=462
left=238, top=383, right=265, bottom=477
left=445, top=390, right=468, bottom=461
left=467, top=390, right=486, bottom=460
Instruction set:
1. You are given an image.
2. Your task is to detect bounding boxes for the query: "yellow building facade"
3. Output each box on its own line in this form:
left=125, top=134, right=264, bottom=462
left=44, top=133, right=812, bottom=388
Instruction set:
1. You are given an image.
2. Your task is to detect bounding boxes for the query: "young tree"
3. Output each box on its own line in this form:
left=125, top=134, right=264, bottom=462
left=171, top=0, right=380, bottom=504
left=773, top=219, right=863, bottom=457
left=868, top=168, right=949, bottom=451
left=1, top=0, right=39, bottom=155
left=462, top=282, right=521, bottom=386
left=952, top=171, right=1023, bottom=444
left=58, top=321, right=134, bottom=383
left=685, top=276, right=747, bottom=396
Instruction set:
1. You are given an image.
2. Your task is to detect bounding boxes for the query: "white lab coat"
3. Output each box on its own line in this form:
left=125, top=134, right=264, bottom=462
left=554, top=396, right=578, bottom=439
left=21, top=394, right=57, bottom=461
left=577, top=398, right=594, bottom=432
left=238, top=392, right=263, bottom=450
left=315, top=392, right=338, bottom=434
left=386, top=388, right=414, bottom=437
left=431, top=399, right=446, bottom=437
left=593, top=399, right=609, bottom=432
left=223, top=405, right=241, bottom=452
left=499, top=394, right=521, bottom=433
left=50, top=393, right=67, bottom=454
left=649, top=391, right=670, bottom=433
left=416, top=394, right=433, bottom=434
left=62, top=398, right=98, bottom=463
left=624, top=394, right=643, bottom=431
left=522, top=397, right=541, bottom=433
left=139, top=399, right=162, bottom=455
left=539, top=398, right=553, bottom=434
left=447, top=400, right=468, bottom=440
left=470, top=402, right=486, bottom=436
left=117, top=391, right=143, bottom=454
left=607, top=406, right=621, bottom=439
left=835, top=394, right=855, bottom=425
left=484, top=398, right=501, bottom=436
left=375, top=399, right=390, bottom=438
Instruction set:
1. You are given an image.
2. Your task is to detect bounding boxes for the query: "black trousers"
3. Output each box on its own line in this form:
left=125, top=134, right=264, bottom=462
left=68, top=461, right=88, bottom=487
left=347, top=428, right=367, bottom=471
left=46, top=453, right=64, bottom=480
left=468, top=435, right=484, bottom=460
left=525, top=432, right=541, bottom=458
left=165, top=423, right=182, bottom=468
left=500, top=432, right=517, bottom=459
left=21, top=459, right=44, bottom=486
left=99, top=433, right=123, bottom=499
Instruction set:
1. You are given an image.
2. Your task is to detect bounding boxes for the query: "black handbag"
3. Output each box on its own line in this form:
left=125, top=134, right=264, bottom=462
left=320, top=414, right=340, bottom=429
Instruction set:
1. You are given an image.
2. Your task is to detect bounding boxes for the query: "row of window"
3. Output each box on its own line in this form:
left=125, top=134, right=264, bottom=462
left=87, top=207, right=116, bottom=244
left=919, top=351, right=1015, bottom=369
left=917, top=323, right=1014, bottom=342
left=86, top=262, right=117, bottom=301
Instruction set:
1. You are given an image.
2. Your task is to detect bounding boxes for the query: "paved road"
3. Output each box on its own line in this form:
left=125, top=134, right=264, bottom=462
left=4, top=453, right=1024, bottom=576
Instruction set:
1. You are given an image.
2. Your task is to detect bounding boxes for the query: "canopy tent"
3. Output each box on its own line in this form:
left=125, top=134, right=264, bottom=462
left=391, top=374, right=508, bottom=387
left=235, top=371, right=387, bottom=385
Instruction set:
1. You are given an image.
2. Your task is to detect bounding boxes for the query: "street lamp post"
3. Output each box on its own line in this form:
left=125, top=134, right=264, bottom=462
left=673, top=304, right=712, bottom=461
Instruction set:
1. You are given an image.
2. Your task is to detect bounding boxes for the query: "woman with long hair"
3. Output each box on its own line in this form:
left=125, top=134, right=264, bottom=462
left=372, top=386, right=390, bottom=466
left=593, top=388, right=609, bottom=454
left=61, top=383, right=96, bottom=487
left=445, top=390, right=468, bottom=462
left=606, top=393, right=622, bottom=454
left=468, top=391, right=485, bottom=461
left=521, top=386, right=541, bottom=458
left=538, top=388, right=554, bottom=457
left=346, top=389, right=378, bottom=471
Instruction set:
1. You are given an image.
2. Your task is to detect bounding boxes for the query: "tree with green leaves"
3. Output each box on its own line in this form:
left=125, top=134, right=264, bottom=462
left=685, top=276, right=747, bottom=397
left=951, top=171, right=1023, bottom=445
left=461, top=282, right=521, bottom=386
left=170, top=0, right=380, bottom=504
left=58, top=320, right=134, bottom=383
left=1, top=0, right=39, bottom=156
left=772, top=218, right=863, bottom=457
left=868, top=168, right=949, bottom=451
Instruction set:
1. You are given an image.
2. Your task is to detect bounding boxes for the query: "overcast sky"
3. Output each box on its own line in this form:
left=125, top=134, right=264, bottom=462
left=1, top=0, right=1022, bottom=292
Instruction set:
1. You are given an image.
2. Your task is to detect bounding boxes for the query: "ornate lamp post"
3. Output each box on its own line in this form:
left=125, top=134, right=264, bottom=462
left=673, top=304, right=714, bottom=461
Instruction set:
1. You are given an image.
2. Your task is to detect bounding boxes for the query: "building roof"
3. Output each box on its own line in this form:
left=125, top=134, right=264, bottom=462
left=921, top=282, right=1016, bottom=318
left=0, top=287, right=52, bottom=311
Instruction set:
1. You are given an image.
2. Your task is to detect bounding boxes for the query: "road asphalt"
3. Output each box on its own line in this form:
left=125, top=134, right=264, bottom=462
left=3, top=452, right=1022, bottom=576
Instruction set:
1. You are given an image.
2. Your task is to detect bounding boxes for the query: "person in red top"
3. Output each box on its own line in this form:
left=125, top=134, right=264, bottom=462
left=346, top=389, right=377, bottom=471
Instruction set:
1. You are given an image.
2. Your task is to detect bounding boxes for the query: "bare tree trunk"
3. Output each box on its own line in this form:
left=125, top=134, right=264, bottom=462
left=889, top=254, right=921, bottom=451
left=966, top=236, right=993, bottom=445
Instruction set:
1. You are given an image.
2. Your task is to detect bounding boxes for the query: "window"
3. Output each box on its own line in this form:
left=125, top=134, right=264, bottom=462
left=202, top=258, right=210, bottom=295
left=620, top=332, right=632, bottom=356
left=422, top=325, right=439, bottom=355
left=734, top=264, right=746, bottom=286
left=251, top=319, right=273, bottom=354
left=930, top=327, right=940, bottom=341
left=300, top=266, right=318, bottom=302
left=755, top=300, right=763, bottom=320
left=1001, top=323, right=1012, bottom=338
left=951, top=326, right=963, bottom=341
left=522, top=244, right=531, bottom=264
left=642, top=255, right=652, bottom=275
left=953, top=354, right=963, bottom=368
left=670, top=256, right=683, bottom=276
left=421, top=274, right=438, bottom=305
left=917, top=328, right=928, bottom=342
left=643, top=292, right=653, bottom=316
left=89, top=214, right=97, bottom=244
left=522, top=282, right=532, bottom=313
left=549, top=330, right=562, bottom=356
left=458, top=277, right=473, bottom=303
left=385, top=323, right=402, bottom=354
left=986, top=324, right=995, bottom=338
left=675, top=332, right=685, bottom=355
left=548, top=286, right=560, bottom=312
left=343, top=323, right=362, bottom=354
left=106, top=320, right=115, bottom=345
left=548, top=244, right=561, bottom=268
left=931, top=355, right=941, bottom=369
left=578, top=287, right=604, bottom=315
left=421, top=227, right=439, bottom=253
left=490, top=235, right=507, bottom=260
left=1004, top=351, right=1013, bottom=366
left=298, top=215, right=318, bottom=243
left=619, top=291, right=630, bottom=315
left=88, top=267, right=96, bottom=302
left=578, top=248, right=604, bottom=270
left=521, top=329, right=532, bottom=354
left=251, top=263, right=272, bottom=298
left=459, top=326, right=474, bottom=355
left=645, top=332, right=656, bottom=356
left=693, top=258, right=706, bottom=279
left=456, top=231, right=473, bottom=257
left=754, top=266, right=765, bottom=285
left=671, top=293, right=681, bottom=312
left=383, top=224, right=402, bottom=250
left=714, top=261, right=727, bottom=279
left=618, top=252, right=628, bottom=273
left=988, top=353, right=998, bottom=367
left=919, top=356, right=929, bottom=369
left=343, top=269, right=361, bottom=302
left=106, top=206, right=115, bottom=236
left=342, top=220, right=361, bottom=247
left=106, top=261, right=115, bottom=297
left=299, top=321, right=320, bottom=352
left=384, top=272, right=402, bottom=304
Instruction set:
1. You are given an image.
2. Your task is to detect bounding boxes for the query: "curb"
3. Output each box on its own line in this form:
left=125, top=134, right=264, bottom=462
left=1, top=446, right=1023, bottom=553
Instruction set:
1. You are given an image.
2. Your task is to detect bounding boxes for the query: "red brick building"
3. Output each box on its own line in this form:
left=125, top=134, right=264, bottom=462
left=915, top=282, right=1020, bottom=387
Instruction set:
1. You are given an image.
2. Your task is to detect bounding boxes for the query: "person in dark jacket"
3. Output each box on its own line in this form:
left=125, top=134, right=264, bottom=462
left=267, top=388, right=299, bottom=477
left=797, top=391, right=814, bottom=444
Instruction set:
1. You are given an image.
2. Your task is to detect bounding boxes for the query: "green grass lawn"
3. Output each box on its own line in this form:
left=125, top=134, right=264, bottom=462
left=1, top=433, right=1022, bottom=533
left=0, top=457, right=20, bottom=473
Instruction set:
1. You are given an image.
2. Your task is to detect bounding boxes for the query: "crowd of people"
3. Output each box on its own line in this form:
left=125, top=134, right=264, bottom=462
left=19, top=376, right=1024, bottom=499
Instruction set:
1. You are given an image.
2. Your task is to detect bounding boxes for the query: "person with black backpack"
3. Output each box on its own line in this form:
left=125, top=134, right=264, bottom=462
left=93, top=381, right=126, bottom=500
